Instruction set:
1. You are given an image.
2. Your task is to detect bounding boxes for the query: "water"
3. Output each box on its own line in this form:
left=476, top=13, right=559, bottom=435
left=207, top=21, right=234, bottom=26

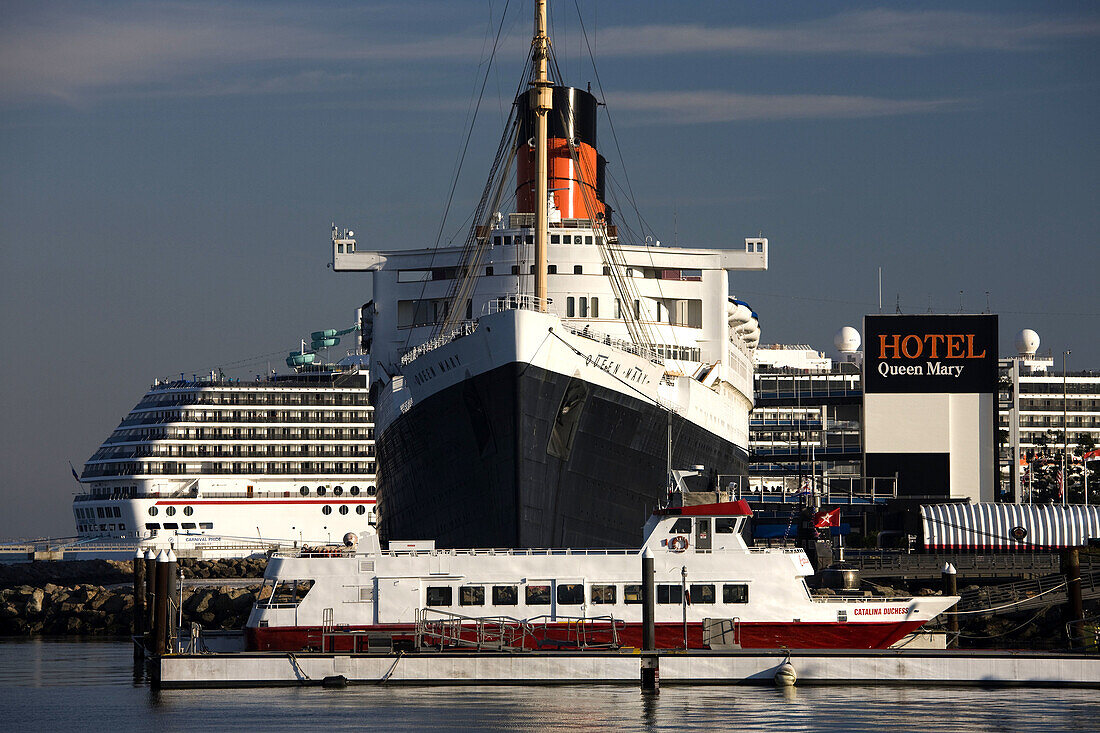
left=0, top=638, right=1096, bottom=732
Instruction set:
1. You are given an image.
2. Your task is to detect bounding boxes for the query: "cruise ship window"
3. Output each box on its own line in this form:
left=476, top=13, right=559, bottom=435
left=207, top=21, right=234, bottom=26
left=317, top=487, right=326, bottom=496
left=511, top=265, right=519, bottom=275
left=492, top=585, right=518, bottom=605
left=300, top=486, right=309, bottom=496
left=485, top=267, right=494, bottom=276
left=459, top=586, right=485, bottom=606
left=367, top=486, right=377, bottom=496
left=183, top=506, right=193, bottom=516
left=548, top=265, right=557, bottom=274
left=148, top=507, right=158, bottom=517
left=119, top=523, right=125, bottom=530
left=333, top=486, right=343, bottom=496
left=657, top=584, right=683, bottom=604
left=574, top=265, right=582, bottom=274
left=590, top=585, right=616, bottom=604
left=723, top=584, right=749, bottom=604
left=145, top=523, right=160, bottom=530
left=551, top=235, right=560, bottom=244
left=591, top=298, right=598, bottom=318
left=526, top=235, right=534, bottom=244
left=689, top=584, right=716, bottom=604
left=585, top=236, right=593, bottom=244
left=163, top=523, right=178, bottom=530
left=525, top=585, right=551, bottom=606
left=322, top=505, right=332, bottom=515
left=199, top=522, right=213, bottom=529
left=339, top=505, right=349, bottom=515
left=567, top=297, right=575, bottom=317
left=355, top=506, right=366, bottom=515
left=579, top=297, right=587, bottom=317
left=165, top=506, right=176, bottom=516
left=557, top=584, right=584, bottom=605
left=426, top=587, right=452, bottom=607
left=181, top=523, right=196, bottom=530
left=350, top=486, right=360, bottom=496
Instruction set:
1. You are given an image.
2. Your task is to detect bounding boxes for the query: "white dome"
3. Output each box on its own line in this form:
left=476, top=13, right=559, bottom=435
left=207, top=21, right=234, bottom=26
left=1015, top=328, right=1040, bottom=355
left=834, top=326, right=861, bottom=353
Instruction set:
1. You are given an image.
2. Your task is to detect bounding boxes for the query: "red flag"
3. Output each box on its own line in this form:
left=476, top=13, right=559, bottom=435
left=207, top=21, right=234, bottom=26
left=814, top=508, right=841, bottom=528
left=1085, top=449, right=1100, bottom=462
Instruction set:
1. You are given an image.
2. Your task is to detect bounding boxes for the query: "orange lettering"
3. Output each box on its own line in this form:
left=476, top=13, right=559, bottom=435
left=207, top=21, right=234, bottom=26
left=946, top=334, right=965, bottom=358
left=901, top=334, right=922, bottom=359
left=923, top=334, right=945, bottom=358
left=878, top=334, right=901, bottom=359
left=966, top=334, right=987, bottom=359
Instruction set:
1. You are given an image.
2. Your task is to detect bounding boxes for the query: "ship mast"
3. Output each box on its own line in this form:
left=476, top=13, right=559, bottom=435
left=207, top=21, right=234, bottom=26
left=532, top=0, right=552, bottom=311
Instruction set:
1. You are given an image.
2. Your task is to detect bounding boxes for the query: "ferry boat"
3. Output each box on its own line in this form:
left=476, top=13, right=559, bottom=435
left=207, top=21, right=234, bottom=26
left=245, top=501, right=958, bottom=651
left=73, top=355, right=379, bottom=553
left=333, top=0, right=766, bottom=549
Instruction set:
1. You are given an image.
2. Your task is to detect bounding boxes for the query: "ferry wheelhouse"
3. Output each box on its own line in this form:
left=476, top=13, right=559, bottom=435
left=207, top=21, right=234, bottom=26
left=245, top=501, right=957, bottom=651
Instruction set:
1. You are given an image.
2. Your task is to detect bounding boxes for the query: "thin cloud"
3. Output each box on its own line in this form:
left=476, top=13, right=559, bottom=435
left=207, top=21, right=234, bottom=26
left=594, top=10, right=1100, bottom=57
left=609, top=91, right=961, bottom=125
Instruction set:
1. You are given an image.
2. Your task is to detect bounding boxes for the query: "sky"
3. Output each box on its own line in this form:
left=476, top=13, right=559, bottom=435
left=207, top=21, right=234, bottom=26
left=1, top=0, right=1097, bottom=539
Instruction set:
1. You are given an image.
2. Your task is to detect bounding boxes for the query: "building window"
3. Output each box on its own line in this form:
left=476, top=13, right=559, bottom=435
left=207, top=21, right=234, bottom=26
left=590, top=585, right=616, bottom=604
left=525, top=584, right=551, bottom=605
left=657, top=584, right=683, bottom=604
left=557, top=584, right=584, bottom=605
left=322, top=505, right=332, bottom=515
left=426, top=586, right=452, bottom=607
left=492, top=585, right=518, bottom=605
left=723, top=584, right=749, bottom=604
left=460, top=586, right=485, bottom=606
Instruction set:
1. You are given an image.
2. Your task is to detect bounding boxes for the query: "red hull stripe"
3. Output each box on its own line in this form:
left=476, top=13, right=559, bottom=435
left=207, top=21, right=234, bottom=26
left=246, top=619, right=928, bottom=653
left=154, top=499, right=376, bottom=506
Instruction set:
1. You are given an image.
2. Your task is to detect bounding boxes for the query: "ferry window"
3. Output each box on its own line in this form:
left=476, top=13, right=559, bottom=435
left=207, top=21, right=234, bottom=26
left=426, top=586, right=452, bottom=607
left=199, top=522, right=213, bottom=529
left=165, top=506, right=176, bottom=516
left=492, top=585, right=518, bottom=605
left=459, top=586, right=485, bottom=606
left=183, top=506, right=194, bottom=516
left=356, top=506, right=366, bottom=515
left=334, top=486, right=344, bottom=496
left=574, top=265, right=583, bottom=275
left=148, top=507, right=158, bottom=517
left=322, top=505, right=332, bottom=515
left=525, top=585, right=551, bottom=606
left=670, top=518, right=692, bottom=534
left=579, top=297, right=588, bottom=317
left=623, top=585, right=643, bottom=605
left=350, top=486, right=360, bottom=496
left=163, top=523, right=178, bottom=530
left=145, top=523, right=160, bottom=530
left=689, top=584, right=715, bottom=604
left=723, top=584, right=749, bottom=604
left=557, top=584, right=584, bottom=605
left=567, top=297, right=575, bottom=317
left=657, top=585, right=683, bottom=604
left=339, top=505, right=349, bottom=515
left=551, top=235, right=560, bottom=244
left=181, top=522, right=196, bottom=530
left=300, top=486, right=309, bottom=495
left=590, top=585, right=616, bottom=605
left=317, top=487, right=327, bottom=496
left=715, top=518, right=739, bottom=534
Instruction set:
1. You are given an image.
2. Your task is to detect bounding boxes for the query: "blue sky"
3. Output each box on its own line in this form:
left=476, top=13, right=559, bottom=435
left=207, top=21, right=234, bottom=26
left=1, top=1, right=1097, bottom=537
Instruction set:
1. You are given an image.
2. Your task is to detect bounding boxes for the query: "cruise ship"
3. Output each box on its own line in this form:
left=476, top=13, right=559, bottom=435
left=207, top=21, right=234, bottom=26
left=333, top=1, right=768, bottom=549
left=73, top=355, right=379, bottom=552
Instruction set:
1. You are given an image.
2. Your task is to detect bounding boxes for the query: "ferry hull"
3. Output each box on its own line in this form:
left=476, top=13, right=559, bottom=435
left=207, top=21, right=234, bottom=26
left=377, top=361, right=748, bottom=549
left=247, top=619, right=929, bottom=653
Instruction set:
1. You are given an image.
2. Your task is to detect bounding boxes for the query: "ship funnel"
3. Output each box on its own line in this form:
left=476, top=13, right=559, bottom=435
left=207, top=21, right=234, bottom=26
left=516, top=86, right=606, bottom=221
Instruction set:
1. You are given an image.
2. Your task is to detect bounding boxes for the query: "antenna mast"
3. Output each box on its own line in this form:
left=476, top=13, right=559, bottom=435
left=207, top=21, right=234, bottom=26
left=532, top=0, right=552, bottom=310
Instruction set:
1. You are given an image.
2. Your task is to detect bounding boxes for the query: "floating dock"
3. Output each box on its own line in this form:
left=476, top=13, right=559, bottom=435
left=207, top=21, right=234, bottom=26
left=153, top=648, right=1100, bottom=689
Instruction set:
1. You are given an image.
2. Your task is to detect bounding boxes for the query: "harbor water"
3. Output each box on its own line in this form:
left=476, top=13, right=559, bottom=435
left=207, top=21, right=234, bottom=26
left=1, top=639, right=1096, bottom=731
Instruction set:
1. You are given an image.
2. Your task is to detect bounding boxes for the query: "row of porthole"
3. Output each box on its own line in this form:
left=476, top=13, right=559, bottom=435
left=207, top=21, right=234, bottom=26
left=300, top=485, right=376, bottom=497
left=148, top=506, right=193, bottom=517
left=321, top=505, right=369, bottom=516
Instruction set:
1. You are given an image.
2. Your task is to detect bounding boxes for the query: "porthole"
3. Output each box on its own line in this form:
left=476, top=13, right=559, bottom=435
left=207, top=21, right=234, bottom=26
left=367, top=485, right=377, bottom=496
left=333, top=486, right=343, bottom=496
left=322, top=505, right=332, bottom=515
left=355, top=506, right=366, bottom=515
left=165, top=506, right=176, bottom=516
left=339, top=505, right=349, bottom=515
left=183, top=506, right=194, bottom=516
left=300, top=486, right=309, bottom=496
left=148, top=507, right=158, bottom=517
left=317, top=486, right=327, bottom=496
left=350, top=486, right=360, bottom=496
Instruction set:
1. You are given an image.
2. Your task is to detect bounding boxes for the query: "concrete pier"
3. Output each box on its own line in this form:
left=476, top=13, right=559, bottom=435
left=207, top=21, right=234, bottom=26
left=154, top=648, right=1100, bottom=689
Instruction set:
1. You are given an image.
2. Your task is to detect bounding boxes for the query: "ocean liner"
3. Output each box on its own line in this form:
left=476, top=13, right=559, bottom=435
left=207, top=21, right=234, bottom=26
left=74, top=354, right=379, bottom=551
left=335, top=1, right=767, bottom=548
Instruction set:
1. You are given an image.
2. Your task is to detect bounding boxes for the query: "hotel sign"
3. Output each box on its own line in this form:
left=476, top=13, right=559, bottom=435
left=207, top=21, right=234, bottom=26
left=863, top=314, right=998, bottom=394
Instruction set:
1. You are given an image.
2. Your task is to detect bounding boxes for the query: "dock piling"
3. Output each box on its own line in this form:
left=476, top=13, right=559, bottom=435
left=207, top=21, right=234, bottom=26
left=153, top=550, right=169, bottom=656
left=641, top=547, right=658, bottom=692
left=133, top=550, right=145, bottom=660
left=941, top=562, right=958, bottom=648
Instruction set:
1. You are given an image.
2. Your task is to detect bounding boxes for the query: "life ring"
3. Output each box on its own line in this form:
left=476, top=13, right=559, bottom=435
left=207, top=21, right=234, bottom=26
left=669, top=535, right=689, bottom=553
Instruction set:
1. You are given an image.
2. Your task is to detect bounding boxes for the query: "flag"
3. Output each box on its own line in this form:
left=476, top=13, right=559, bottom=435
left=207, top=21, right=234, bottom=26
left=68, top=461, right=80, bottom=483
left=814, top=508, right=841, bottom=528
left=1085, top=449, right=1100, bottom=463
left=1057, top=469, right=1064, bottom=500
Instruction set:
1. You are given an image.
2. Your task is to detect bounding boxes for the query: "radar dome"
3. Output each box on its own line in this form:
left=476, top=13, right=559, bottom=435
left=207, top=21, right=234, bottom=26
left=1015, top=329, right=1040, bottom=356
left=834, top=326, right=861, bottom=353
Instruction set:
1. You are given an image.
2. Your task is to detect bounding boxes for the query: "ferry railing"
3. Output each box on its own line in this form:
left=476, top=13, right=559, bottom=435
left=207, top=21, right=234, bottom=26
left=413, top=608, right=623, bottom=652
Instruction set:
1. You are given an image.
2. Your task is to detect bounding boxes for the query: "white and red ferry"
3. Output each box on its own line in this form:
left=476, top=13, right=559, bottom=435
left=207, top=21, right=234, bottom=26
left=246, top=501, right=957, bottom=651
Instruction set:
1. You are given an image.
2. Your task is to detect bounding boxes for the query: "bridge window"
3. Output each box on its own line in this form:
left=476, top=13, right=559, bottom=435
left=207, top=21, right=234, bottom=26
left=459, top=586, right=485, bottom=606
left=492, top=585, right=518, bottom=605
left=723, top=584, right=749, bottom=604
left=715, top=518, right=740, bottom=534
left=426, top=586, right=452, bottom=607
left=670, top=518, right=692, bottom=534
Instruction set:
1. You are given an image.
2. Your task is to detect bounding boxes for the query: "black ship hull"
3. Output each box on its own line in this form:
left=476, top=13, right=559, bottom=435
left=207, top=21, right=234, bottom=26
left=376, top=362, right=748, bottom=549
